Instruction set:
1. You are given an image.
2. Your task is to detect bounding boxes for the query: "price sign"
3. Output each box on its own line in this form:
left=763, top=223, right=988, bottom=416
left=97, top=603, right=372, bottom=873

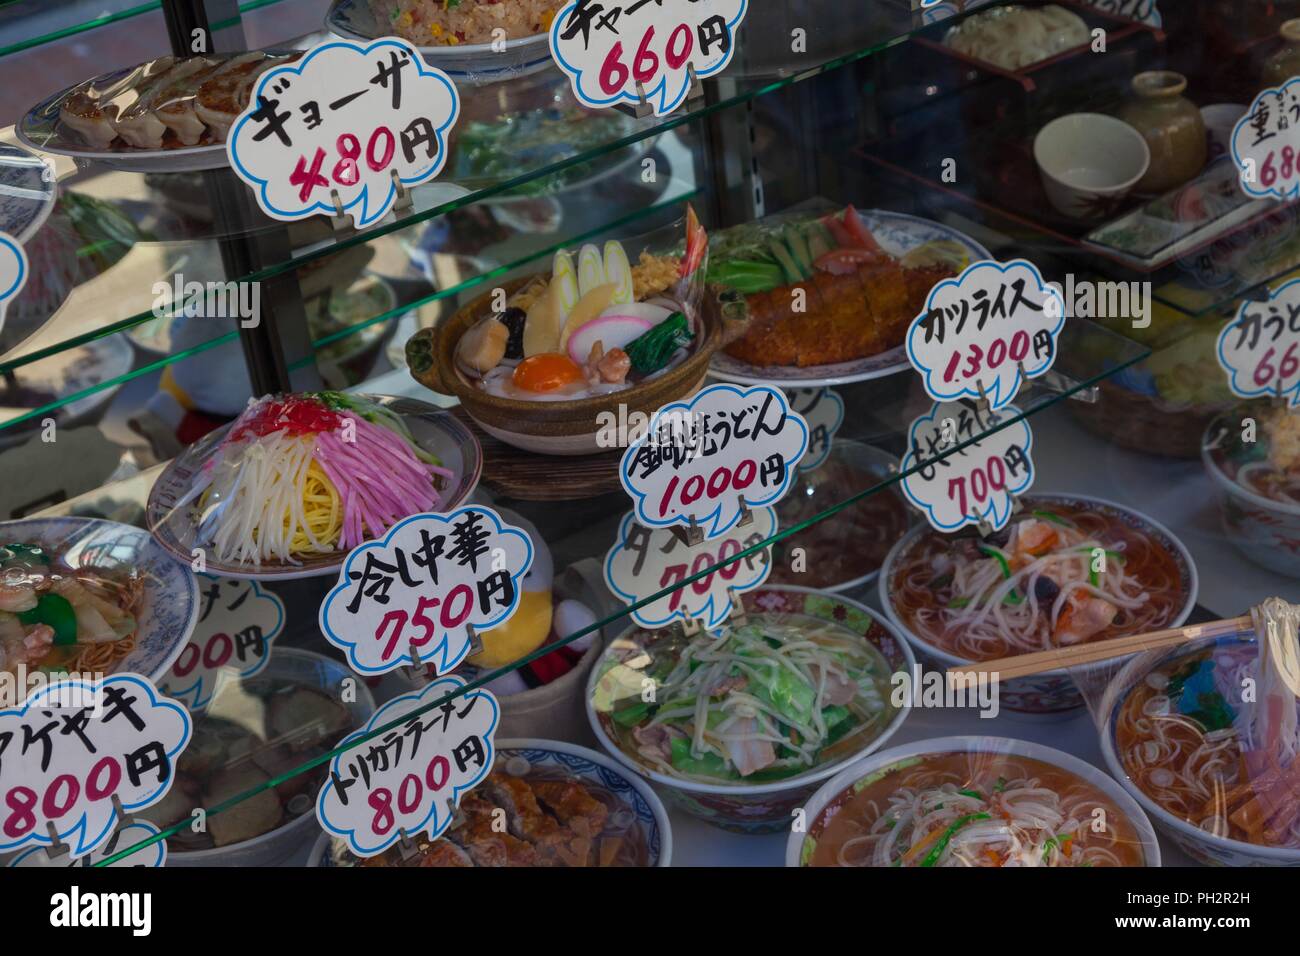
left=1233, top=82, right=1300, bottom=200
left=907, top=259, right=1064, bottom=411
left=228, top=37, right=459, bottom=227
left=8, top=821, right=166, bottom=868
left=158, top=575, right=284, bottom=712
left=0, top=674, right=191, bottom=858
left=1217, top=278, right=1300, bottom=406
left=319, top=507, right=533, bottom=676
left=787, top=387, right=844, bottom=474
left=620, top=384, right=809, bottom=538
left=549, top=0, right=748, bottom=117
left=0, top=231, right=26, bottom=337
left=604, top=507, right=775, bottom=631
left=316, top=676, right=498, bottom=858
left=899, top=400, right=1036, bottom=534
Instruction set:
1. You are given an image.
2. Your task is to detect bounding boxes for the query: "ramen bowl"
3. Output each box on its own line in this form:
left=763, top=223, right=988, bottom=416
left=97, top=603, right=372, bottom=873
left=310, top=738, right=673, bottom=867
left=878, top=493, right=1199, bottom=718
left=1100, top=632, right=1300, bottom=866
left=147, top=648, right=376, bottom=868
left=787, top=735, right=1162, bottom=867
left=405, top=278, right=746, bottom=456
left=1202, top=411, right=1300, bottom=579
left=586, top=585, right=914, bottom=834
left=1033, top=113, right=1150, bottom=220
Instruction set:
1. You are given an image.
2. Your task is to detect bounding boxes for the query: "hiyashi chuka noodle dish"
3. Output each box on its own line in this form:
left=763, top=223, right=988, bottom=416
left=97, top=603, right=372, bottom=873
left=174, top=392, right=452, bottom=566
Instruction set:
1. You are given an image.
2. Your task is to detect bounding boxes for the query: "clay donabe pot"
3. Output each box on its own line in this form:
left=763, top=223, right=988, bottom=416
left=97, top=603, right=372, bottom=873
left=404, top=277, right=749, bottom=456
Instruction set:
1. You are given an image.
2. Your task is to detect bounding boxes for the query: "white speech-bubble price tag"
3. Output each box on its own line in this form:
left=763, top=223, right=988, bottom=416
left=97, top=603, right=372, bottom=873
left=620, top=384, right=809, bottom=538
left=1233, top=82, right=1300, bottom=200
left=0, top=674, right=191, bottom=858
left=604, top=507, right=775, bottom=631
left=316, top=676, right=498, bottom=858
left=8, top=820, right=167, bottom=868
left=0, top=231, right=27, bottom=338
left=786, top=387, right=844, bottom=474
left=1217, top=278, right=1300, bottom=406
left=158, top=575, right=284, bottom=712
left=899, top=400, right=1036, bottom=534
left=906, top=259, right=1064, bottom=411
left=549, top=0, right=748, bottom=117
left=228, top=37, right=459, bottom=227
left=319, top=506, right=532, bottom=676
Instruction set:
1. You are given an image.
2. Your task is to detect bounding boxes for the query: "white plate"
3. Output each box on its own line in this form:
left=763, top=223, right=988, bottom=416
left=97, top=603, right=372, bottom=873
left=18, top=69, right=229, bottom=172
left=16, top=53, right=297, bottom=173
left=145, top=394, right=482, bottom=581
left=708, top=210, right=991, bottom=388
left=327, top=0, right=555, bottom=84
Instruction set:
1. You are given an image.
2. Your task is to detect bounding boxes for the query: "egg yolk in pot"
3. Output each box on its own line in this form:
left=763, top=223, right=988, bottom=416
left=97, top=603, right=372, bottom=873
left=513, top=353, right=585, bottom=393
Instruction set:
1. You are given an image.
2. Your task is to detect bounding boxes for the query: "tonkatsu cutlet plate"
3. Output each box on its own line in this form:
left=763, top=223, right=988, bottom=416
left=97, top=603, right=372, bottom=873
left=707, top=211, right=990, bottom=388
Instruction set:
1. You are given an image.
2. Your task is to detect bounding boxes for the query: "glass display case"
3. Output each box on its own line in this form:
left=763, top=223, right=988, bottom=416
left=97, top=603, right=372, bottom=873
left=2, top=0, right=1299, bottom=875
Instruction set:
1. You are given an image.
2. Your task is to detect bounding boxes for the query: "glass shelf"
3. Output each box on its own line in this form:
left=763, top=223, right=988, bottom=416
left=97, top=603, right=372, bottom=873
left=1, top=0, right=1298, bottom=874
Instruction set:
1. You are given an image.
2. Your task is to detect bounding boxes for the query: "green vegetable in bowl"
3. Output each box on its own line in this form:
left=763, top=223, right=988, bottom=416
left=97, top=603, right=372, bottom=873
left=604, top=612, right=898, bottom=785
left=625, top=312, right=693, bottom=374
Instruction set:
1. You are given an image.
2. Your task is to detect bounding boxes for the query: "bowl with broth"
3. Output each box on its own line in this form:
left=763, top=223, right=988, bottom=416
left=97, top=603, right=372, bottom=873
left=789, top=735, right=1161, bottom=867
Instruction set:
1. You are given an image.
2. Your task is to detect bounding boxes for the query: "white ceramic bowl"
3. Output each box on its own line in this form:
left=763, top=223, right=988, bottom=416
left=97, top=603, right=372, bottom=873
left=309, top=738, right=673, bottom=866
left=1100, top=633, right=1300, bottom=867
left=878, top=493, right=1199, bottom=719
left=161, top=648, right=376, bottom=868
left=786, top=735, right=1163, bottom=867
left=586, top=585, right=915, bottom=834
left=1034, top=113, right=1151, bottom=220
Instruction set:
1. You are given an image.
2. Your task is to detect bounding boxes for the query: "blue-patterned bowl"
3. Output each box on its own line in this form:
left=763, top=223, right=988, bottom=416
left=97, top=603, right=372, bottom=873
left=309, top=738, right=672, bottom=866
left=587, top=586, right=914, bottom=835
left=879, top=493, right=1198, bottom=719
left=1101, top=634, right=1300, bottom=867
left=0, top=516, right=198, bottom=683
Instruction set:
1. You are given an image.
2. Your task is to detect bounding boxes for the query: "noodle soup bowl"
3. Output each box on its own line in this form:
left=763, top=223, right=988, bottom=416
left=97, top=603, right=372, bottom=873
left=1101, top=633, right=1300, bottom=867
left=878, top=494, right=1199, bottom=719
left=787, top=735, right=1162, bottom=867
left=586, top=586, right=915, bottom=835
left=1202, top=412, right=1300, bottom=579
left=0, top=516, right=199, bottom=684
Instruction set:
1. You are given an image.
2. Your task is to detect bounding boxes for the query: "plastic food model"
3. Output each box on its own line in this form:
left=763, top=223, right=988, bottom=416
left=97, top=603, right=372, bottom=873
left=58, top=52, right=301, bottom=149
left=709, top=206, right=960, bottom=368
left=422, top=210, right=708, bottom=403
left=370, top=0, right=559, bottom=46
left=175, top=393, right=453, bottom=566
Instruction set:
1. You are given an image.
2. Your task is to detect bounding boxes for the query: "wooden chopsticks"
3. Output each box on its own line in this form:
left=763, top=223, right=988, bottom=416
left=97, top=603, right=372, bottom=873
left=946, top=616, right=1253, bottom=682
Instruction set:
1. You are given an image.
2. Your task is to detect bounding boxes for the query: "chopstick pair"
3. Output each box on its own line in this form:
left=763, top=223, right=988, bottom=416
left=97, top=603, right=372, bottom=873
left=945, top=616, right=1253, bottom=682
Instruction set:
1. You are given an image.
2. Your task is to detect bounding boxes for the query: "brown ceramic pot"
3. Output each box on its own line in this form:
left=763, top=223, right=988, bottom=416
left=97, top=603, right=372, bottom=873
left=405, top=276, right=749, bottom=456
left=1118, top=71, right=1207, bottom=194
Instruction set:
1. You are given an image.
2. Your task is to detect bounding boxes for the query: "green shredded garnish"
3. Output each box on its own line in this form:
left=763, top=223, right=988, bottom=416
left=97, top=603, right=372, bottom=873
left=1032, top=510, right=1074, bottom=527
left=920, top=813, right=991, bottom=868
